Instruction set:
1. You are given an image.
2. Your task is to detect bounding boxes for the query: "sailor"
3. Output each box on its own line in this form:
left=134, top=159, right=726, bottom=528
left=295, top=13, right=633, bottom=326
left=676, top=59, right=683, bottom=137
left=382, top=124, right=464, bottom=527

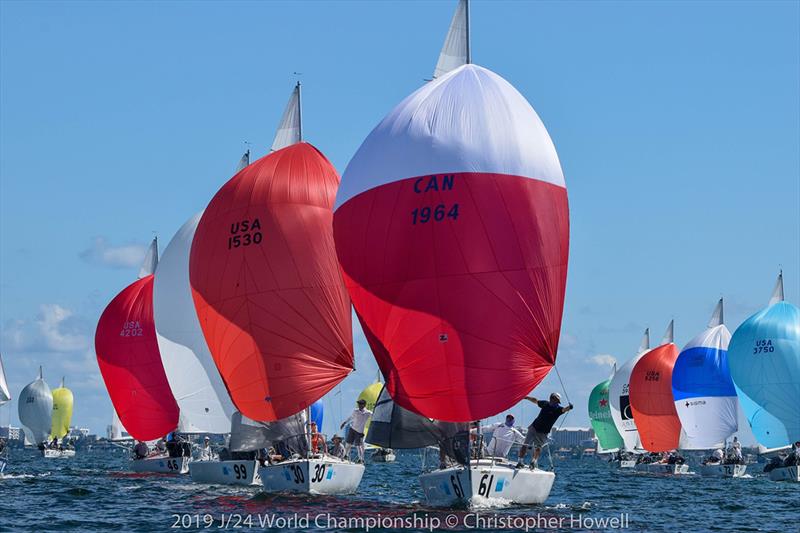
left=707, top=448, right=724, bottom=464
left=155, top=438, right=167, bottom=455
left=726, top=436, right=743, bottom=464
left=785, top=441, right=800, bottom=467
left=0, top=437, right=6, bottom=454
left=199, top=436, right=213, bottom=461
left=484, top=415, right=525, bottom=459
left=516, top=393, right=573, bottom=469
left=309, top=422, right=322, bottom=454
left=329, top=435, right=345, bottom=459
left=50, top=436, right=59, bottom=449
left=133, top=440, right=149, bottom=460
left=340, top=398, right=372, bottom=463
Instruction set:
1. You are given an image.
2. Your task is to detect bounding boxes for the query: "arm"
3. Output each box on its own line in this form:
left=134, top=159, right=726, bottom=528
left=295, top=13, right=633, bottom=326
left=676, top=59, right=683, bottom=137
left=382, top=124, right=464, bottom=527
left=523, top=396, right=538, bottom=404
left=561, top=403, right=574, bottom=414
left=340, top=413, right=352, bottom=430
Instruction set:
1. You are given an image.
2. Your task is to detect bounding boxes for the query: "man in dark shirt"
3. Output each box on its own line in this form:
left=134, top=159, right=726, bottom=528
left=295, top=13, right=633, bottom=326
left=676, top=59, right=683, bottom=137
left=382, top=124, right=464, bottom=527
left=516, top=392, right=573, bottom=469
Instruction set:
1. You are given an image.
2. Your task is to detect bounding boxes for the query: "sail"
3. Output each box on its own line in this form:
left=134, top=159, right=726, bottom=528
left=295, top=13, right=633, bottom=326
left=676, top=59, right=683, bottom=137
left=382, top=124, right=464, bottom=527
left=671, top=299, right=737, bottom=449
left=433, top=0, right=469, bottom=78
left=108, top=408, right=132, bottom=441
left=357, top=381, right=382, bottom=437
left=270, top=83, right=301, bottom=152
left=310, top=400, right=324, bottom=431
left=736, top=386, right=789, bottom=449
left=95, top=275, right=180, bottom=441
left=18, top=369, right=53, bottom=445
left=334, top=64, right=568, bottom=422
left=138, top=237, right=159, bottom=279
left=190, top=143, right=353, bottom=422
left=728, top=274, right=799, bottom=443
left=154, top=212, right=235, bottom=433
left=50, top=378, right=74, bottom=439
left=629, top=321, right=682, bottom=451
left=367, top=385, right=445, bottom=449
left=604, top=330, right=651, bottom=451
left=236, top=149, right=250, bottom=173
left=0, top=353, right=10, bottom=405
left=589, top=379, right=624, bottom=451
left=229, top=411, right=306, bottom=453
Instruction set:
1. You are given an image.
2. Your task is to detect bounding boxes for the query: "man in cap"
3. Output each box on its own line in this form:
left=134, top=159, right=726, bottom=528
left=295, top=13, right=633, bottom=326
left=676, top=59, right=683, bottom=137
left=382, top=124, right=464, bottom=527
left=329, top=434, right=345, bottom=459
left=199, top=436, right=214, bottom=461
left=516, top=392, right=573, bottom=469
left=340, top=398, right=372, bottom=463
left=483, top=414, right=525, bottom=459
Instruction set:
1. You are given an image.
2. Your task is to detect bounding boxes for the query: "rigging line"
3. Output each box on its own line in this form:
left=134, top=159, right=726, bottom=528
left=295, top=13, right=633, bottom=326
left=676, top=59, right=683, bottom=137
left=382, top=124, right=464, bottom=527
left=553, top=363, right=571, bottom=406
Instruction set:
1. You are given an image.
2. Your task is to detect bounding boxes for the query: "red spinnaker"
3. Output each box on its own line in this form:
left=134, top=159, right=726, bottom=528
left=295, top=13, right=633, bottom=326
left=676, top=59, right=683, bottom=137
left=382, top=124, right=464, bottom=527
left=629, top=343, right=682, bottom=451
left=334, top=65, right=569, bottom=422
left=190, top=142, right=353, bottom=422
left=95, top=275, right=180, bottom=441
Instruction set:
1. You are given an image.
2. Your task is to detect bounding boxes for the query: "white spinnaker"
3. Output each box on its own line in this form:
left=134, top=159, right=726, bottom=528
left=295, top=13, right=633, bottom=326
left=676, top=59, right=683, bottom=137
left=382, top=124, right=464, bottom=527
left=338, top=64, right=565, bottom=207
left=18, top=370, right=53, bottom=445
left=433, top=0, right=469, bottom=79
left=270, top=82, right=302, bottom=151
left=138, top=237, right=159, bottom=279
left=608, top=329, right=650, bottom=451
left=154, top=212, right=235, bottom=434
left=0, top=353, right=11, bottom=405
left=672, top=300, right=738, bottom=450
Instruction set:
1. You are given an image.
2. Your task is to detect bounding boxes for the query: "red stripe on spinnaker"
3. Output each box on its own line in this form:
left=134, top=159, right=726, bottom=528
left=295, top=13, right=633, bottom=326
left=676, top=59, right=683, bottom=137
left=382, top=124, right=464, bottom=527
left=334, top=172, right=569, bottom=422
left=95, top=275, right=180, bottom=441
left=629, top=343, right=682, bottom=452
left=190, top=142, right=353, bottom=422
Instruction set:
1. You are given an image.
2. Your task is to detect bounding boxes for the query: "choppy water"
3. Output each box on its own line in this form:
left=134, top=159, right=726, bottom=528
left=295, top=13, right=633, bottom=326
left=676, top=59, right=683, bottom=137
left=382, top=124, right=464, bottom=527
left=0, top=448, right=796, bottom=532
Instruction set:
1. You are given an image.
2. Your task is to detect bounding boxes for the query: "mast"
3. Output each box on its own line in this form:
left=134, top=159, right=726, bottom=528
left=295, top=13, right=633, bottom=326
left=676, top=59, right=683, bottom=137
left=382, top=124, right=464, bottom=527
left=296, top=81, right=303, bottom=142
left=465, top=0, right=471, bottom=64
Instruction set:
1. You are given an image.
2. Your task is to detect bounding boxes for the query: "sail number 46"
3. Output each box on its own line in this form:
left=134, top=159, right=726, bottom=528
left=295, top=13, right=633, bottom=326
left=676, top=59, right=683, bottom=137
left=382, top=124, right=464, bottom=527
left=412, top=204, right=459, bottom=225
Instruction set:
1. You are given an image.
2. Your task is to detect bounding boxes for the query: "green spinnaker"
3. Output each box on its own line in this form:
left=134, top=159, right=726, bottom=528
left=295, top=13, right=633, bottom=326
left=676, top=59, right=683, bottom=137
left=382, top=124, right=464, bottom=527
left=589, top=378, right=624, bottom=450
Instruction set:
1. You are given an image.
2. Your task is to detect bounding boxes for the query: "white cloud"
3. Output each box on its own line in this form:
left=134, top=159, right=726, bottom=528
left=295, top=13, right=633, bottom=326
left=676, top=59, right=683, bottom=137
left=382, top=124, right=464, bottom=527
left=79, top=237, right=147, bottom=269
left=589, top=353, right=617, bottom=367
left=1, top=304, right=90, bottom=353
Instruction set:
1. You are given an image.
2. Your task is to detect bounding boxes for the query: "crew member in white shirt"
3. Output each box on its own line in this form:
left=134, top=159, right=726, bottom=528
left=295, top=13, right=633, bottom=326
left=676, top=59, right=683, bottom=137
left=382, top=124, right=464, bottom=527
left=484, top=415, right=525, bottom=459
left=340, top=399, right=372, bottom=463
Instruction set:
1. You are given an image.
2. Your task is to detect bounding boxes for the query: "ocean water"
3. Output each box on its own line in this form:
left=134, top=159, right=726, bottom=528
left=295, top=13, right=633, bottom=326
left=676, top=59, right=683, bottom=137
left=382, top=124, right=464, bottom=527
left=0, top=448, right=796, bottom=532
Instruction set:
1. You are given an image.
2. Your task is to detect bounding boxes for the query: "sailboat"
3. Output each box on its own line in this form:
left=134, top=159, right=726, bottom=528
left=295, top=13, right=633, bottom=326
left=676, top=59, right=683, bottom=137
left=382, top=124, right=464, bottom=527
left=672, top=299, right=743, bottom=477
left=588, top=375, right=624, bottom=457
left=18, top=367, right=54, bottom=453
left=629, top=321, right=689, bottom=475
left=190, top=82, right=361, bottom=495
left=607, top=330, right=650, bottom=467
left=358, top=380, right=395, bottom=462
left=728, top=272, right=799, bottom=482
left=95, top=237, right=186, bottom=474
left=43, top=378, right=76, bottom=459
left=0, top=353, right=10, bottom=475
left=334, top=0, right=568, bottom=506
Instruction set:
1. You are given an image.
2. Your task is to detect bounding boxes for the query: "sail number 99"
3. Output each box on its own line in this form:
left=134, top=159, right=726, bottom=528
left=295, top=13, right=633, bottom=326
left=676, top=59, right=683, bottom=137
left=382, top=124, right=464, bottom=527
left=411, top=204, right=459, bottom=225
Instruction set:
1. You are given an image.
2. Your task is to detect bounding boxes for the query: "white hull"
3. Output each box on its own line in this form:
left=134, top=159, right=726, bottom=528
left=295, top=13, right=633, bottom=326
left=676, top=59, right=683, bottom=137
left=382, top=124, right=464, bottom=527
left=131, top=455, right=189, bottom=474
left=43, top=449, right=76, bottom=459
left=634, top=463, right=690, bottom=475
left=371, top=451, right=396, bottom=463
left=419, top=459, right=555, bottom=507
left=613, top=459, right=636, bottom=469
left=190, top=460, right=260, bottom=486
left=768, top=465, right=800, bottom=482
left=259, top=457, right=364, bottom=495
left=699, top=463, right=746, bottom=477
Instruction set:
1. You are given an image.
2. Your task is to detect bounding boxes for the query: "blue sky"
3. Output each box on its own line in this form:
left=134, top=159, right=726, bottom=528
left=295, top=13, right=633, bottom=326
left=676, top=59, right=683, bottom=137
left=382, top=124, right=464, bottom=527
left=1, top=1, right=798, bottom=441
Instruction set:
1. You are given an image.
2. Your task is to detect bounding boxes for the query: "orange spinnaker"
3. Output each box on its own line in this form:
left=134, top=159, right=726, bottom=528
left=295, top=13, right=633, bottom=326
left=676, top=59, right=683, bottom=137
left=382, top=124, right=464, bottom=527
left=190, top=143, right=353, bottom=422
left=629, top=343, right=682, bottom=451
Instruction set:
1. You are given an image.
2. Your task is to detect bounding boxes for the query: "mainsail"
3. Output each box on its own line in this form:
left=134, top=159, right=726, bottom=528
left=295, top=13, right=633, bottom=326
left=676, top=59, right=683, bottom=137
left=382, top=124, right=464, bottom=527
left=138, top=237, right=159, bottom=280
left=588, top=378, right=624, bottom=452
left=108, top=408, right=132, bottom=441
left=18, top=368, right=53, bottom=445
left=0, top=353, right=11, bottom=405
left=236, top=149, right=250, bottom=173
left=671, top=299, right=737, bottom=449
left=433, top=0, right=470, bottom=78
left=154, top=211, right=235, bottom=433
left=728, top=272, right=799, bottom=444
left=229, top=411, right=307, bottom=453
left=95, top=244, right=180, bottom=441
left=629, top=321, right=683, bottom=451
left=366, top=385, right=442, bottom=450
left=334, top=63, right=569, bottom=422
left=609, top=329, right=650, bottom=450
left=190, top=89, right=353, bottom=422
left=270, top=82, right=302, bottom=152
left=50, top=377, right=74, bottom=440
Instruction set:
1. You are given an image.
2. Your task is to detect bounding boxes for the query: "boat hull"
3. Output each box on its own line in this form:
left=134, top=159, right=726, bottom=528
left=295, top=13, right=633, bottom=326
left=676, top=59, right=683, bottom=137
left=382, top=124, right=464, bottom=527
left=131, top=455, right=189, bottom=474
left=419, top=459, right=555, bottom=507
left=634, top=463, right=690, bottom=475
left=612, top=459, right=636, bottom=469
left=371, top=451, right=396, bottom=463
left=698, top=463, right=746, bottom=477
left=768, top=465, right=800, bottom=482
left=189, top=460, right=260, bottom=486
left=42, top=449, right=76, bottom=459
left=259, top=457, right=364, bottom=495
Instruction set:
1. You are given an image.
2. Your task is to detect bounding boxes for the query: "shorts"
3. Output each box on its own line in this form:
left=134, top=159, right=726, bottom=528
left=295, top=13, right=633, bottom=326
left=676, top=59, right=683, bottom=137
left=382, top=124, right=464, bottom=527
left=524, top=428, right=549, bottom=448
left=345, top=428, right=364, bottom=446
